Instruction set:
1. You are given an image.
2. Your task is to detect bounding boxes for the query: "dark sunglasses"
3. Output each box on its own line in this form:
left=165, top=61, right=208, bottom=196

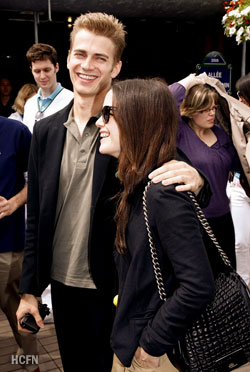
left=101, top=106, right=116, bottom=124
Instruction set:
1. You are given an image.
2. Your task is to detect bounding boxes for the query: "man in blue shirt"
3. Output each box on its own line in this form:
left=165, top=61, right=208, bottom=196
left=23, top=43, right=73, bottom=133
left=0, top=116, right=39, bottom=372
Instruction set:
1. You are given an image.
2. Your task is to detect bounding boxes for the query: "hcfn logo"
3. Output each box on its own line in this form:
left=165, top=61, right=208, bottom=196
left=11, top=354, right=39, bottom=365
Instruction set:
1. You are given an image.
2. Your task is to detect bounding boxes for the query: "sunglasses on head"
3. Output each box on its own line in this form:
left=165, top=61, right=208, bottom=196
left=101, top=106, right=117, bottom=124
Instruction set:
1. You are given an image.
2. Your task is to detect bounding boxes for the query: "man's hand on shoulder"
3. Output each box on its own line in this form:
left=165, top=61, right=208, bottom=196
left=149, top=160, right=204, bottom=195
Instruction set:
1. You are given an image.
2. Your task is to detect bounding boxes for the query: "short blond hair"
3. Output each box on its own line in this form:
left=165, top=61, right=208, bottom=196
left=12, top=83, right=38, bottom=115
left=69, top=12, right=126, bottom=63
left=180, top=84, right=219, bottom=119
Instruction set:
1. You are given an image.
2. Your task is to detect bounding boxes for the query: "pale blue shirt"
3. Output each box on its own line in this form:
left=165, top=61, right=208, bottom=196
left=37, top=83, right=63, bottom=112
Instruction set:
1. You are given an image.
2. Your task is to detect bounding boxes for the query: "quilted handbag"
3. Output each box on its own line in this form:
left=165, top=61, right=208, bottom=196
left=142, top=182, right=250, bottom=372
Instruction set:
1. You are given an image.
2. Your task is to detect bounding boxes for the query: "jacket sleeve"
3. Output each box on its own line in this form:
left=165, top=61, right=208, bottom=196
left=19, top=126, right=40, bottom=295
left=139, top=184, right=215, bottom=356
left=169, top=83, right=187, bottom=136
left=17, top=124, right=32, bottom=174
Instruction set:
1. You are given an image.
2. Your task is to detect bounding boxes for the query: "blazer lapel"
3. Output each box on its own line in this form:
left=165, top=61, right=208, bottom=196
left=41, top=104, right=71, bottom=200
left=92, top=137, right=112, bottom=209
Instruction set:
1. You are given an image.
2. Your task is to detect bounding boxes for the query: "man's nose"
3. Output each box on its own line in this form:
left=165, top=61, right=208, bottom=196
left=40, top=71, right=47, bottom=79
left=81, top=57, right=93, bottom=70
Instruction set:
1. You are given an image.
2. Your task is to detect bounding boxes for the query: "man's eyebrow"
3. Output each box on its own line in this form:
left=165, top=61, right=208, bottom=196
left=95, top=53, right=109, bottom=59
left=74, top=49, right=109, bottom=59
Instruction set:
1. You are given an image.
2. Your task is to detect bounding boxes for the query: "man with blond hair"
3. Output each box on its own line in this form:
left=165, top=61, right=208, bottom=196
left=18, top=13, right=127, bottom=371
left=17, top=12, right=208, bottom=372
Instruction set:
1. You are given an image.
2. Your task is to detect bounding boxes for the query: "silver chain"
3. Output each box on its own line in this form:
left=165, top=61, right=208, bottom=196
left=142, top=181, right=233, bottom=302
left=142, top=181, right=167, bottom=301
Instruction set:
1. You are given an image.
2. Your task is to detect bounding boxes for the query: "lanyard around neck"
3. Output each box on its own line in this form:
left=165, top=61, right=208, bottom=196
left=37, top=87, right=64, bottom=113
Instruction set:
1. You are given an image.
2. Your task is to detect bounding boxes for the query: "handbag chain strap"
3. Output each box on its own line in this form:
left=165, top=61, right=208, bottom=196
left=142, top=181, right=233, bottom=302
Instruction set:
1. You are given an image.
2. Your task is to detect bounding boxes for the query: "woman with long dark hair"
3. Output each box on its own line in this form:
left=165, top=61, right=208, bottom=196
left=96, top=78, right=215, bottom=372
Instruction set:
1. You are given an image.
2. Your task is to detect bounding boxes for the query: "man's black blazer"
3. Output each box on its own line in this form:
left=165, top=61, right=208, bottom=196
left=19, top=101, right=120, bottom=297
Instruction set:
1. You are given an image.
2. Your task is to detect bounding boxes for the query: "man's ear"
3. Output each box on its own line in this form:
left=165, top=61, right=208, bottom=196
left=111, top=61, right=122, bottom=79
left=67, top=50, right=71, bottom=70
left=55, top=62, right=59, bottom=73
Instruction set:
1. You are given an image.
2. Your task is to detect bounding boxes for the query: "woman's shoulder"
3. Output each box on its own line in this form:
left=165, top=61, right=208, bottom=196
left=146, top=181, right=191, bottom=208
left=213, top=124, right=229, bottom=137
left=213, top=124, right=233, bottom=146
left=144, top=182, right=198, bottom=231
left=147, top=181, right=176, bottom=194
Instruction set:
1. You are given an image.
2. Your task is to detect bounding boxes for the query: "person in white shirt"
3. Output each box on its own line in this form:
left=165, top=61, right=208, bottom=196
left=23, top=43, right=73, bottom=322
left=23, top=43, right=73, bottom=133
left=227, top=73, right=250, bottom=286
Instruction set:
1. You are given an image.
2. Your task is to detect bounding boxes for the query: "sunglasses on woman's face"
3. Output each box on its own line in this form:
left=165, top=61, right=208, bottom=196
left=101, top=106, right=117, bottom=124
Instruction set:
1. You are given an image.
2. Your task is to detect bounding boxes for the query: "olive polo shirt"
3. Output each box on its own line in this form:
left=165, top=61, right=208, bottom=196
left=51, top=109, right=99, bottom=288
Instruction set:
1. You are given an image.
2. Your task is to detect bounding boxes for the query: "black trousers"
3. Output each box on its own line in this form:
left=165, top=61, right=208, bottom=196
left=203, top=212, right=236, bottom=276
left=51, top=280, right=115, bottom=372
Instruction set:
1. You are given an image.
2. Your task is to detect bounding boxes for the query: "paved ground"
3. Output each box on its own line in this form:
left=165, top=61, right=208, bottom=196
left=238, top=364, right=250, bottom=372
left=0, top=309, right=63, bottom=372
left=0, top=308, right=249, bottom=372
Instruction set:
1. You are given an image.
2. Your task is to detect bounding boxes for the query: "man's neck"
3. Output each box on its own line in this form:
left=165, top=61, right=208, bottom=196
left=73, top=91, right=106, bottom=125
left=40, top=83, right=58, bottom=98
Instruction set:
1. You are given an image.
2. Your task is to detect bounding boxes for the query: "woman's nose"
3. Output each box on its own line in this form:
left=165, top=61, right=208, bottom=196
left=96, top=116, right=104, bottom=128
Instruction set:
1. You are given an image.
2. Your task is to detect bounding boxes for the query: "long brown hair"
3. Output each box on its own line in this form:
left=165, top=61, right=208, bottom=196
left=112, top=78, right=177, bottom=254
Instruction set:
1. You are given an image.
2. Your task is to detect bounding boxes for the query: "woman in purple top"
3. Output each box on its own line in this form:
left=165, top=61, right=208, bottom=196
left=169, top=78, right=239, bottom=270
